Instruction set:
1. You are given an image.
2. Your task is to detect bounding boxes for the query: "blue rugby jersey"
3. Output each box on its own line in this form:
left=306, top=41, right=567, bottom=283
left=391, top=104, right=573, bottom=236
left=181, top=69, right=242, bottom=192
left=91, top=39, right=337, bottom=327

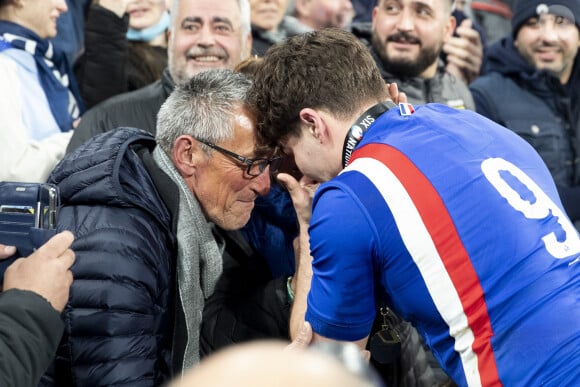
left=305, top=104, right=580, bottom=387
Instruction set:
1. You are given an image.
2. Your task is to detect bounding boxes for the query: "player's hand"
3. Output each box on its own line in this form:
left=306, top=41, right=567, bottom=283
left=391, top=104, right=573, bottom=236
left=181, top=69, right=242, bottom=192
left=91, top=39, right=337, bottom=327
left=276, top=173, right=318, bottom=227
left=285, top=322, right=313, bottom=352
left=386, top=82, right=408, bottom=104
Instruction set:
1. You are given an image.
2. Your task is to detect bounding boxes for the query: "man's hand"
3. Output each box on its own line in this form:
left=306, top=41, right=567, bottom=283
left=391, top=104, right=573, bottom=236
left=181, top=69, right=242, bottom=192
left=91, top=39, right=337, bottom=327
left=98, top=0, right=132, bottom=18
left=284, top=321, right=313, bottom=352
left=386, top=82, right=408, bottom=105
left=3, top=231, right=75, bottom=312
left=277, top=172, right=316, bottom=303
left=443, top=19, right=483, bottom=84
left=277, top=173, right=318, bottom=228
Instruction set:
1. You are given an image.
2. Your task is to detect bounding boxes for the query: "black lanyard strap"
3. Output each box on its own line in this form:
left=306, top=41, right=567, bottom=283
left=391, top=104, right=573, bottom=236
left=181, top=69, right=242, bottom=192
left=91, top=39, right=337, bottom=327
left=342, top=101, right=397, bottom=167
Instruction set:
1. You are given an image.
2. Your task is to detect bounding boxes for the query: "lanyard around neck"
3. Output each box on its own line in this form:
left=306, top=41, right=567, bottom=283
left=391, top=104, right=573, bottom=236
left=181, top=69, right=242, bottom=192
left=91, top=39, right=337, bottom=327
left=342, top=101, right=397, bottom=167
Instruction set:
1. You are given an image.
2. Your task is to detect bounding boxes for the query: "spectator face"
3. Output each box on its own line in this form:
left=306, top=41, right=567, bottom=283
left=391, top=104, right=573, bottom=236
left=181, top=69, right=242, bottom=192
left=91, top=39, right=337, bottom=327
left=249, top=0, right=288, bottom=33
left=192, top=107, right=272, bottom=230
left=296, top=0, right=354, bottom=30
left=371, top=0, right=455, bottom=78
left=168, top=0, right=252, bottom=85
left=15, top=0, right=68, bottom=39
left=127, top=0, right=167, bottom=31
left=515, top=13, right=580, bottom=84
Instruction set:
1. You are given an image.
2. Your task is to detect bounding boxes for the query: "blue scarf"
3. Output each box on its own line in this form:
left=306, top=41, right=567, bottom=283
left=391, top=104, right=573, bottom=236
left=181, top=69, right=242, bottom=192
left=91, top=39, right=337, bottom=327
left=0, top=21, right=85, bottom=132
left=126, top=11, right=170, bottom=42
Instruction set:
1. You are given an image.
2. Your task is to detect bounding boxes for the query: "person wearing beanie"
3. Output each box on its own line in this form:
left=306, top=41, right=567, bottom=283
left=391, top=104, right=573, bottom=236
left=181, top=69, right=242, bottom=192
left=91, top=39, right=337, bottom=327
left=470, top=0, right=580, bottom=227
left=511, top=0, right=580, bottom=36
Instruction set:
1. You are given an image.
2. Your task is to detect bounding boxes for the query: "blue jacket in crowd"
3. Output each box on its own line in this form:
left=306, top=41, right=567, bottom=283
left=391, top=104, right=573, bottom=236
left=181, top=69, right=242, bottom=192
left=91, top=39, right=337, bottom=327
left=241, top=184, right=297, bottom=278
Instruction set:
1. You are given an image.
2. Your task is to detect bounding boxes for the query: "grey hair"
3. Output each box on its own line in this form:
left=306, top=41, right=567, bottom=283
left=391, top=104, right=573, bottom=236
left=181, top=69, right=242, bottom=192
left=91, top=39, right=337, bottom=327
left=156, top=69, right=252, bottom=154
left=170, top=0, right=251, bottom=38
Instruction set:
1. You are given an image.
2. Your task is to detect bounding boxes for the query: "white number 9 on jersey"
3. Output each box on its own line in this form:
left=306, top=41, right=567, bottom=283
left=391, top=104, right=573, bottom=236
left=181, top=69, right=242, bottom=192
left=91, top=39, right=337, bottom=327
left=482, top=157, right=580, bottom=259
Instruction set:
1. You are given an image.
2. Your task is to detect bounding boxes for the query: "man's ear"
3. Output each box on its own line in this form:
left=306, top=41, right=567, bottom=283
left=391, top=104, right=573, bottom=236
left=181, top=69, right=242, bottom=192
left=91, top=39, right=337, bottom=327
left=443, top=15, right=457, bottom=43
left=172, top=135, right=205, bottom=177
left=371, top=2, right=379, bottom=24
left=299, top=108, right=326, bottom=143
left=244, top=33, right=253, bottom=59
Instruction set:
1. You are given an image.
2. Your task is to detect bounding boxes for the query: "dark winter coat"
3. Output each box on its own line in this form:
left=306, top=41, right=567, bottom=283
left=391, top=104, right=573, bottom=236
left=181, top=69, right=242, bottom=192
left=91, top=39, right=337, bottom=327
left=0, top=289, right=64, bottom=387
left=44, top=128, right=175, bottom=386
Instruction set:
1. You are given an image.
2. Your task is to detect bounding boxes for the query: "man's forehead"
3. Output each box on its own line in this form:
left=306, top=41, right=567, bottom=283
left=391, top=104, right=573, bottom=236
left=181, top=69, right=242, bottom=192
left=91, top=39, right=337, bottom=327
left=178, top=0, right=241, bottom=22
left=230, top=106, right=257, bottom=135
left=234, top=110, right=256, bottom=132
left=380, top=0, right=443, bottom=5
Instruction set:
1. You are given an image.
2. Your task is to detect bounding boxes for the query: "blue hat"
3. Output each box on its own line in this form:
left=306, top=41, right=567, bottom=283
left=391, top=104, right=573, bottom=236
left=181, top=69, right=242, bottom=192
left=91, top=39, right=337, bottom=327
left=511, top=0, right=580, bottom=37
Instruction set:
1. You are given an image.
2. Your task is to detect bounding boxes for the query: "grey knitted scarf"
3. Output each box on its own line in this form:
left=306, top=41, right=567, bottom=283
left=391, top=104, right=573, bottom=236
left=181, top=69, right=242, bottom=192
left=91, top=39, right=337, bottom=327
left=153, top=146, right=224, bottom=371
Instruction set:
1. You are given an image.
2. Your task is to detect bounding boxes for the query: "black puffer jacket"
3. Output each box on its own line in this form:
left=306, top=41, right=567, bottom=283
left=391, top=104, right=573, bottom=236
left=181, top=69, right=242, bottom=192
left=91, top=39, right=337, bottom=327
left=44, top=128, right=176, bottom=386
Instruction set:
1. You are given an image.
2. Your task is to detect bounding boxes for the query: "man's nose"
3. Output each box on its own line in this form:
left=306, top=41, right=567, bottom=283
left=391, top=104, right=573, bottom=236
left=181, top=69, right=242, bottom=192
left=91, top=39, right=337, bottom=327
left=197, top=24, right=217, bottom=47
left=342, top=0, right=354, bottom=12
left=252, top=168, right=272, bottom=196
left=57, top=0, right=68, bottom=14
left=539, top=20, right=561, bottom=42
left=396, top=8, right=415, bottom=32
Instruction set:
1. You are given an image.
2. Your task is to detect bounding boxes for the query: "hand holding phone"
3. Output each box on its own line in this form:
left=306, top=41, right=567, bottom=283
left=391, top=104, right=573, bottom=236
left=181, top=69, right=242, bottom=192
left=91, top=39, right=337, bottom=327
left=3, top=230, right=75, bottom=312
left=0, top=181, right=60, bottom=256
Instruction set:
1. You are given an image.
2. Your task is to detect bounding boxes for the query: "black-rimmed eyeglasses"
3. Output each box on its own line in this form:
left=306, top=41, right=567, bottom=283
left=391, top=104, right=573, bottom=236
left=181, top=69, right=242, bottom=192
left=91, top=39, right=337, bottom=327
left=195, top=137, right=282, bottom=177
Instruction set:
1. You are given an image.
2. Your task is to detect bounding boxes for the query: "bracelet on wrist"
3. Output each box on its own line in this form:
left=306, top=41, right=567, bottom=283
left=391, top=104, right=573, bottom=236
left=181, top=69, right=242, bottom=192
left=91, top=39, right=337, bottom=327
left=286, top=275, right=295, bottom=304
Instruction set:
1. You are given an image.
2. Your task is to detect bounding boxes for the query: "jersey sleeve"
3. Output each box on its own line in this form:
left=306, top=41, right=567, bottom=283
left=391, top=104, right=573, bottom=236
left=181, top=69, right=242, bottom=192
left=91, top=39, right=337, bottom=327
left=305, top=182, right=379, bottom=341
